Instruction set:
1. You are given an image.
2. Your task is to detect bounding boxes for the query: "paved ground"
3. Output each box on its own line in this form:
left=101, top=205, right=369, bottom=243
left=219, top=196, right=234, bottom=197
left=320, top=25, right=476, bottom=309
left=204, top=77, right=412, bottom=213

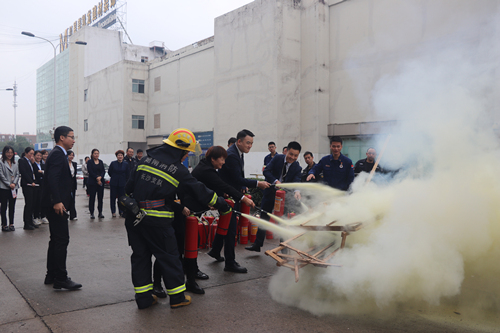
left=0, top=187, right=499, bottom=333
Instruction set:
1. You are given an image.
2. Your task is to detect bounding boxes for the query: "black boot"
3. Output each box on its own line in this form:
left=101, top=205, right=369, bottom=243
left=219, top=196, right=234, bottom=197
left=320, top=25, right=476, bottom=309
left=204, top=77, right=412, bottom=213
left=152, top=260, right=166, bottom=298
left=245, top=243, right=261, bottom=252
left=186, top=279, right=205, bottom=294
left=152, top=284, right=167, bottom=298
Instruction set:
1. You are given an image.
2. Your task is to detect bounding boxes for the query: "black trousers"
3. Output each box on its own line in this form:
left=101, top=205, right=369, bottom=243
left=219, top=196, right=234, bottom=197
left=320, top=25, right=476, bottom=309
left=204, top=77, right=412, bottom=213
left=126, top=220, right=186, bottom=307
left=255, top=190, right=299, bottom=247
left=109, top=185, right=125, bottom=214
left=46, top=209, right=70, bottom=280
left=254, top=196, right=275, bottom=247
left=153, top=213, right=199, bottom=285
left=21, top=186, right=34, bottom=226
left=69, top=190, right=77, bottom=219
left=0, top=188, right=16, bottom=226
left=88, top=184, right=104, bottom=215
left=33, top=185, right=42, bottom=219
left=211, top=201, right=239, bottom=266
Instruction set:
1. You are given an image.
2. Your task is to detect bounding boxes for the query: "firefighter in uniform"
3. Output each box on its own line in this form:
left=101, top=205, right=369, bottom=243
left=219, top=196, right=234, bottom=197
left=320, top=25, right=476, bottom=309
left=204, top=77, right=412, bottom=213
left=124, top=128, right=231, bottom=309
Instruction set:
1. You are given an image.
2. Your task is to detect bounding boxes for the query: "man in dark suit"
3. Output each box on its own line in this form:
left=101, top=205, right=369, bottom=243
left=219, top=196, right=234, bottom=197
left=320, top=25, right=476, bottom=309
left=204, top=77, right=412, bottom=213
left=212, top=129, right=270, bottom=273
left=19, top=147, right=37, bottom=230
left=42, top=126, right=82, bottom=290
left=246, top=141, right=303, bottom=252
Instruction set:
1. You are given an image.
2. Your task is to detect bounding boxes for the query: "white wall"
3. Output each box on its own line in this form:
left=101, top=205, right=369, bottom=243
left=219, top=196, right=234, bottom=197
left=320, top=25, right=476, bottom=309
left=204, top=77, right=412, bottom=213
left=68, top=0, right=500, bottom=170
left=328, top=0, right=500, bottom=127
left=148, top=42, right=215, bottom=139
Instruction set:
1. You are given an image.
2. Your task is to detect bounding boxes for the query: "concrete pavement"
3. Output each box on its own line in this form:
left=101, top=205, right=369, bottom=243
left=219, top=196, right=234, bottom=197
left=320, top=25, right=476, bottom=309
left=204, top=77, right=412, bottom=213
left=0, top=187, right=498, bottom=332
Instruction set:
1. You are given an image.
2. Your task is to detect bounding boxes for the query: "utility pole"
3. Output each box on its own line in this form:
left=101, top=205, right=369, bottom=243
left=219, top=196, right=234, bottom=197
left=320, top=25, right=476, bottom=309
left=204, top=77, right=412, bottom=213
left=13, top=81, right=17, bottom=140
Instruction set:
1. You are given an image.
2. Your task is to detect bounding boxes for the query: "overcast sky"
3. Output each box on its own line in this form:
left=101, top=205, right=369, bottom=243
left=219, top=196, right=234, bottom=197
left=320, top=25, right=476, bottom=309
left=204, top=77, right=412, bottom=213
left=0, top=0, right=253, bottom=136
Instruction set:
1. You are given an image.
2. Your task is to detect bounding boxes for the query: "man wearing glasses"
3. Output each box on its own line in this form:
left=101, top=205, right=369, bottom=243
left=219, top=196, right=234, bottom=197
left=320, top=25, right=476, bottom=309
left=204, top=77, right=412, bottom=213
left=42, top=126, right=82, bottom=290
left=354, top=148, right=383, bottom=176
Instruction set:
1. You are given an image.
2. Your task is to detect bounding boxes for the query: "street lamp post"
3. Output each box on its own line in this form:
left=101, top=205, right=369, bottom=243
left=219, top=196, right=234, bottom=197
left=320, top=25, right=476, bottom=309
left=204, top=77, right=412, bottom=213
left=21, top=31, right=86, bottom=134
left=1, top=85, right=15, bottom=140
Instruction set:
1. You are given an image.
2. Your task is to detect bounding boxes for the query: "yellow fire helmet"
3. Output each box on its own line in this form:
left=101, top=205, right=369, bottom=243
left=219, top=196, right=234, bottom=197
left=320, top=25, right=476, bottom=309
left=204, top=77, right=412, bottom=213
left=163, top=128, right=199, bottom=153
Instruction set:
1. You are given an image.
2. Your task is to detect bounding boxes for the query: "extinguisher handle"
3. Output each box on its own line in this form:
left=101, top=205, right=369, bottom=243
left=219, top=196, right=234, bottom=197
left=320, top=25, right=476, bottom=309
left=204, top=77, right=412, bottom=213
left=190, top=209, right=209, bottom=217
left=254, top=206, right=272, bottom=215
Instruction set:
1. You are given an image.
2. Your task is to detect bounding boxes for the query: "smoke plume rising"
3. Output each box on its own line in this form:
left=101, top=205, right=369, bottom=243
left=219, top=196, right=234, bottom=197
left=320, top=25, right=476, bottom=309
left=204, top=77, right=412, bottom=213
left=268, top=6, right=500, bottom=322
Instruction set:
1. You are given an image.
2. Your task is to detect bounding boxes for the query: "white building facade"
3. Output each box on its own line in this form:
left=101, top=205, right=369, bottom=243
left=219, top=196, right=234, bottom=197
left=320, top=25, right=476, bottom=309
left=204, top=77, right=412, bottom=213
left=54, top=0, right=500, bottom=170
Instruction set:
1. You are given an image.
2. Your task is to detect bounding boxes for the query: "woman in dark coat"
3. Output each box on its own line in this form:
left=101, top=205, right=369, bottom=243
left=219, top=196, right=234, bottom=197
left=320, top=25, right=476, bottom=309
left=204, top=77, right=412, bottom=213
left=191, top=146, right=253, bottom=204
left=87, top=148, right=105, bottom=220
left=32, top=150, right=45, bottom=225
left=67, top=150, right=78, bottom=220
left=108, top=150, right=129, bottom=217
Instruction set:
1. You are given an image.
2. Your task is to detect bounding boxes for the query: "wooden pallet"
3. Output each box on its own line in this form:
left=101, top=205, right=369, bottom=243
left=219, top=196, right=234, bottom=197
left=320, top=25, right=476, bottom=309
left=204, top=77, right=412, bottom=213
left=264, top=221, right=362, bottom=282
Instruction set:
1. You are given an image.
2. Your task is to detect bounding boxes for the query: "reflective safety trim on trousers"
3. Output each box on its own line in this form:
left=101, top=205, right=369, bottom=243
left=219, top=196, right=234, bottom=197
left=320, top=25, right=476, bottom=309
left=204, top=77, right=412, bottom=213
left=137, top=165, right=179, bottom=187
left=167, top=284, right=186, bottom=295
left=208, top=192, right=218, bottom=206
left=142, top=209, right=174, bottom=218
left=135, top=283, right=153, bottom=294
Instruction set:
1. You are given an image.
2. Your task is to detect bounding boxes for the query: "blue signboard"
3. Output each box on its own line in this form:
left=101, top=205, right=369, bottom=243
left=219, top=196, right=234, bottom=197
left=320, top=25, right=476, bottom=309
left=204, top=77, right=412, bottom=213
left=194, top=131, right=214, bottom=149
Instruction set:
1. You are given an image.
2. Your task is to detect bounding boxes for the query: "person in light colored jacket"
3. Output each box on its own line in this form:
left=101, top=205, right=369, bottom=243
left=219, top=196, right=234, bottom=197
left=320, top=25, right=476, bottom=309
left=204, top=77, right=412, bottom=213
left=82, top=156, right=89, bottom=194
left=0, top=146, right=20, bottom=231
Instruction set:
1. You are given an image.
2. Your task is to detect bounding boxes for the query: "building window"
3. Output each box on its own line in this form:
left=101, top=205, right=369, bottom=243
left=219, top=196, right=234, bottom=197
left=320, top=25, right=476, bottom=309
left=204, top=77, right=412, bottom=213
left=132, top=115, right=145, bottom=129
left=154, top=76, right=161, bottom=92
left=84, top=89, right=88, bottom=101
left=132, top=79, right=145, bottom=93
left=84, top=119, right=88, bottom=131
left=141, top=56, right=148, bottom=63
left=154, top=114, right=160, bottom=129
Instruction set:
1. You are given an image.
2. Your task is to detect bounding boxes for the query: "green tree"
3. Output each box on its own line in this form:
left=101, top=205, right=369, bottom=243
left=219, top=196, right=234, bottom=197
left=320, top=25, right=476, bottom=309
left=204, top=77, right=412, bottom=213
left=0, top=136, right=34, bottom=156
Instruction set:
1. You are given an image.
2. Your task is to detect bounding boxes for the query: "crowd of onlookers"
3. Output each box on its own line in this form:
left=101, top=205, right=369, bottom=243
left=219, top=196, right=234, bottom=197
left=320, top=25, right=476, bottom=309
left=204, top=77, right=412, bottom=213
left=0, top=135, right=383, bottom=232
left=0, top=145, right=146, bottom=230
left=82, top=147, right=143, bottom=219
left=0, top=146, right=52, bottom=231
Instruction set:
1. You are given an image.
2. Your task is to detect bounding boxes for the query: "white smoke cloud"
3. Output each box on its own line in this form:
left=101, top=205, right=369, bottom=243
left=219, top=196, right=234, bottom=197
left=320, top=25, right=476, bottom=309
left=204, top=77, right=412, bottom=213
left=268, top=4, right=500, bottom=319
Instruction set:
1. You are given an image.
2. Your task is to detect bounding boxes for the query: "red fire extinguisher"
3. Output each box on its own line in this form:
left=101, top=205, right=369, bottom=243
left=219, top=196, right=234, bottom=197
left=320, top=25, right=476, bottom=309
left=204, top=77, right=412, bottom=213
left=198, top=216, right=214, bottom=249
left=239, top=195, right=251, bottom=244
left=185, top=216, right=199, bottom=259
left=274, top=190, right=286, bottom=216
left=267, top=190, right=286, bottom=239
left=198, top=221, right=206, bottom=249
left=209, top=218, right=218, bottom=248
left=216, top=199, right=234, bottom=236
left=249, top=221, right=258, bottom=243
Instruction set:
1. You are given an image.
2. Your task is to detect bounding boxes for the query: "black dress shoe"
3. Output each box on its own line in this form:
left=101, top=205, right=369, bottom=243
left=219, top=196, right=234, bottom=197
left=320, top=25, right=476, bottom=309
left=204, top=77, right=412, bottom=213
left=23, top=225, right=35, bottom=230
left=207, top=250, right=224, bottom=262
left=98, top=214, right=104, bottom=219
left=32, top=223, right=39, bottom=228
left=44, top=275, right=54, bottom=285
left=195, top=270, right=209, bottom=280
left=53, top=277, right=82, bottom=290
left=224, top=262, right=248, bottom=273
left=153, top=286, right=167, bottom=298
left=245, top=244, right=261, bottom=252
left=186, top=280, right=205, bottom=294
left=90, top=215, right=95, bottom=220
